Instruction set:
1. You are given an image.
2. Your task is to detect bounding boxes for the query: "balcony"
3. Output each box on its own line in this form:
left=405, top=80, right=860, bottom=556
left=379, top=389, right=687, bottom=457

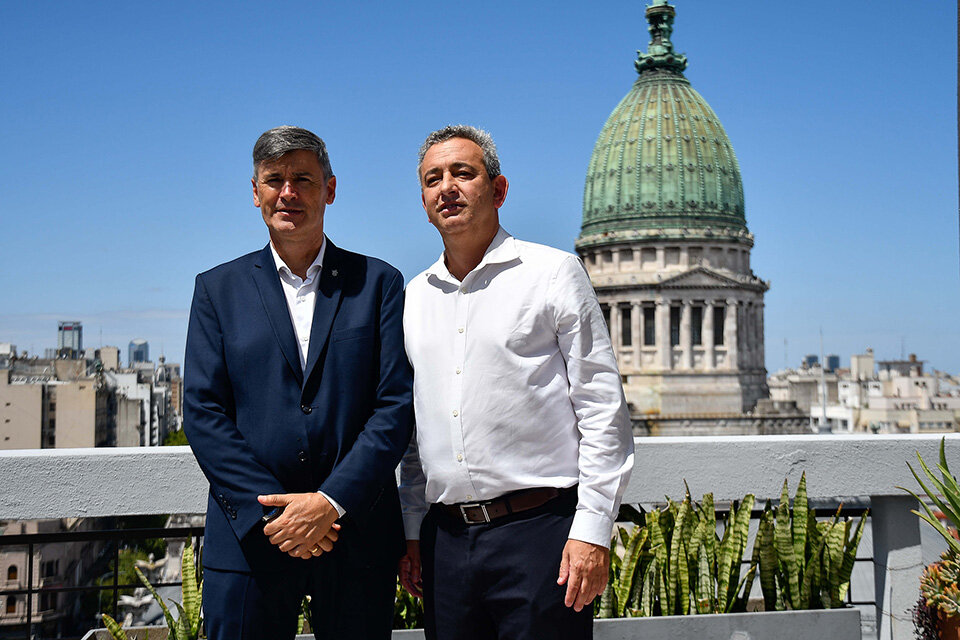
left=0, top=434, right=954, bottom=640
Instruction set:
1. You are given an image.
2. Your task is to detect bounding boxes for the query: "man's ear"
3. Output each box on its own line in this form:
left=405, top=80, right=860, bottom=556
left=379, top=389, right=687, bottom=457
left=325, top=175, right=337, bottom=205
left=252, top=177, right=261, bottom=208
left=421, top=191, right=430, bottom=220
left=492, top=175, right=509, bottom=209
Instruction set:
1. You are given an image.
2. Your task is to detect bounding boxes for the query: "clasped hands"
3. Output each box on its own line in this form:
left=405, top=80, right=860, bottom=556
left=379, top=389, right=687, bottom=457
left=257, top=492, right=340, bottom=560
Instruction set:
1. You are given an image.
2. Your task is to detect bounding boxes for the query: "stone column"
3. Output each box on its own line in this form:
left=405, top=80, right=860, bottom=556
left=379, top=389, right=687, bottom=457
left=741, top=302, right=753, bottom=370
left=631, top=302, right=641, bottom=356
left=703, top=300, right=715, bottom=371
left=680, top=246, right=689, bottom=269
left=757, top=300, right=766, bottom=371
left=610, top=303, right=621, bottom=357
left=656, top=298, right=671, bottom=370
left=680, top=300, right=692, bottom=370
left=725, top=299, right=738, bottom=371
left=656, top=246, right=665, bottom=270
left=612, top=249, right=621, bottom=272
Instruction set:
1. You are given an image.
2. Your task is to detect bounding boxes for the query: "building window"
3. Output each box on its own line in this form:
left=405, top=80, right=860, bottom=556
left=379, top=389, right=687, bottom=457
left=600, top=304, right=610, bottom=330
left=5, top=595, right=14, bottom=614
left=621, top=306, right=632, bottom=347
left=39, top=592, right=57, bottom=612
left=643, top=306, right=655, bottom=346
left=6, top=566, right=16, bottom=582
left=691, top=305, right=703, bottom=345
left=713, top=305, right=725, bottom=346
left=41, top=560, right=58, bottom=579
left=670, top=306, right=681, bottom=347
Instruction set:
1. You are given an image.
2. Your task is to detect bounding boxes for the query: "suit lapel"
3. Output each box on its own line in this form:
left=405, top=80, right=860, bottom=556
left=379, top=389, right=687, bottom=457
left=303, top=242, right=344, bottom=384
left=251, top=244, right=304, bottom=386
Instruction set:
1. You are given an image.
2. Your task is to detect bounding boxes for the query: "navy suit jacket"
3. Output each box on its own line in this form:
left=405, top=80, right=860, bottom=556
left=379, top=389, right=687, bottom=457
left=183, top=241, right=413, bottom=575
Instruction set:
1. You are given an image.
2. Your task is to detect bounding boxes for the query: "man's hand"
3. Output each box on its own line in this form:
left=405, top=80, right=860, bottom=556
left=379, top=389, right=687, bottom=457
left=258, top=492, right=340, bottom=559
left=557, top=539, right=609, bottom=612
left=398, top=540, right=423, bottom=598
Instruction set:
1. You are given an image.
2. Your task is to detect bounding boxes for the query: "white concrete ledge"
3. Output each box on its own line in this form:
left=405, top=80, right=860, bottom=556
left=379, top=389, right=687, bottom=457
left=0, top=434, right=955, bottom=520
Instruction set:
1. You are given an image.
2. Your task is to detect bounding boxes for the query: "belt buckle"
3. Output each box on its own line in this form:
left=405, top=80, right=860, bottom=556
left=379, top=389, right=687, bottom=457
left=459, top=502, right=490, bottom=524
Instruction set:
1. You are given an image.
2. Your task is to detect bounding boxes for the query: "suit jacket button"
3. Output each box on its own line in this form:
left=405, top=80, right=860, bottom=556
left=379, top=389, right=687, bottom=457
left=301, top=405, right=312, bottom=415
left=298, top=450, right=308, bottom=463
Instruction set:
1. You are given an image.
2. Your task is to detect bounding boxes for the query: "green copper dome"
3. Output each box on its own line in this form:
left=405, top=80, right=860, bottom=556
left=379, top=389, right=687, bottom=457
left=578, top=1, right=749, bottom=250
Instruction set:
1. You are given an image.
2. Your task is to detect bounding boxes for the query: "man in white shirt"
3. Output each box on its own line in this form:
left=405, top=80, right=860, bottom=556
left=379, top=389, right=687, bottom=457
left=398, top=125, right=634, bottom=640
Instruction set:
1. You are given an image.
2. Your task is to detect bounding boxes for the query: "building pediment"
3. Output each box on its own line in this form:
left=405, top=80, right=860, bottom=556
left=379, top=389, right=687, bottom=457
left=658, top=267, right=744, bottom=288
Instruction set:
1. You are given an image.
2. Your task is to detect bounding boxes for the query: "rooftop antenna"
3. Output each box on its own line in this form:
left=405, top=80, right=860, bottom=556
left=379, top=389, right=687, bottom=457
left=818, top=327, right=831, bottom=433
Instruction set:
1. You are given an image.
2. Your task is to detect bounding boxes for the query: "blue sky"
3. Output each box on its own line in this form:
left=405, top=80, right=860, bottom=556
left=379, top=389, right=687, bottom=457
left=1, top=1, right=956, bottom=373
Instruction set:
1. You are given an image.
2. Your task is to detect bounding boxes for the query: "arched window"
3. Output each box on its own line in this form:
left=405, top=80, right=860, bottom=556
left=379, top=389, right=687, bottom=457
left=5, top=595, right=15, bottom=614
left=6, top=566, right=16, bottom=582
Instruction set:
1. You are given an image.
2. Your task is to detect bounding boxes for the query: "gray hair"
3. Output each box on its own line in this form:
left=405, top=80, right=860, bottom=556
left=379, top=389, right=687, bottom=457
left=253, top=126, right=334, bottom=180
left=417, top=125, right=501, bottom=181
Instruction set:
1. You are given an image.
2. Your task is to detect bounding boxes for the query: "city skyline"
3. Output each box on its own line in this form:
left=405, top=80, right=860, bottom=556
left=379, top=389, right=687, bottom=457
left=1, top=1, right=956, bottom=372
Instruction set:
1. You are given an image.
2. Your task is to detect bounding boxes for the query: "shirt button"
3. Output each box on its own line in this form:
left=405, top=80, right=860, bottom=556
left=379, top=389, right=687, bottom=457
left=466, top=495, right=472, bottom=500
left=458, top=327, right=464, bottom=334
left=460, top=287, right=467, bottom=293
left=457, top=454, right=463, bottom=462
left=301, top=405, right=312, bottom=415
left=452, top=410, right=459, bottom=417
left=298, top=451, right=308, bottom=463
left=456, top=368, right=461, bottom=374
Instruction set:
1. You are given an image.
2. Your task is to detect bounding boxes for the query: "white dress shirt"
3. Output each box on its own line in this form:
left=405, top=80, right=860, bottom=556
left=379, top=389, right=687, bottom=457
left=400, top=227, right=634, bottom=547
left=269, top=239, right=345, bottom=518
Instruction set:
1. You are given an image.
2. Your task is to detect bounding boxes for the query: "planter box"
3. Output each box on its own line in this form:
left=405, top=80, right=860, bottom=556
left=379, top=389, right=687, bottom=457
left=82, top=627, right=168, bottom=640
left=86, top=608, right=860, bottom=640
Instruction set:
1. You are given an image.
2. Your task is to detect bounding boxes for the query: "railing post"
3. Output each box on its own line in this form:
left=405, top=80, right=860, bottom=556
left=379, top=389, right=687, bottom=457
left=26, top=542, right=33, bottom=640
left=872, top=495, right=923, bottom=640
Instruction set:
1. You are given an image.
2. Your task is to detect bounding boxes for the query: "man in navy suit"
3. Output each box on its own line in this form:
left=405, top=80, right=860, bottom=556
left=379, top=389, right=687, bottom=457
left=183, top=126, right=413, bottom=639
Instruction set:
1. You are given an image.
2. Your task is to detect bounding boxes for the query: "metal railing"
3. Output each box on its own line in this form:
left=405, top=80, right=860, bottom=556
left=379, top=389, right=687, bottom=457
left=0, top=525, right=203, bottom=639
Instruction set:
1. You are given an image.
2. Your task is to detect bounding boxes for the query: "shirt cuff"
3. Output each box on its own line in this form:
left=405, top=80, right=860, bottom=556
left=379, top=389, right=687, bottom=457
left=567, top=509, right=615, bottom=548
left=402, top=511, right=426, bottom=541
left=318, top=490, right=346, bottom=518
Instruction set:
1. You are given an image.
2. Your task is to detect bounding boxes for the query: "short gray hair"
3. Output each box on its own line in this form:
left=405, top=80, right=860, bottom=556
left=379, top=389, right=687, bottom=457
left=253, top=126, right=334, bottom=180
left=417, top=125, right=501, bottom=181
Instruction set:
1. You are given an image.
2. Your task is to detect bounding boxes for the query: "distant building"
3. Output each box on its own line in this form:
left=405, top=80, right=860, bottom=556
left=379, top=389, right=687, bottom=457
left=0, top=348, right=182, bottom=450
left=802, top=354, right=819, bottom=369
left=56, top=322, right=82, bottom=359
left=128, top=339, right=149, bottom=366
left=95, top=346, right=121, bottom=371
left=771, top=349, right=960, bottom=433
left=825, top=354, right=840, bottom=373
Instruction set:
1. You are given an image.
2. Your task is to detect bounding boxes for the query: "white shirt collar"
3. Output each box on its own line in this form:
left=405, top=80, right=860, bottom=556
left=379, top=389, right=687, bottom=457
left=426, top=226, right=520, bottom=282
left=269, top=237, right=327, bottom=282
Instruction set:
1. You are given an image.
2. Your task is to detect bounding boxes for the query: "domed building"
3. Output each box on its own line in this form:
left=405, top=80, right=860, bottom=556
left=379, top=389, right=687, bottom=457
left=577, top=1, right=769, bottom=422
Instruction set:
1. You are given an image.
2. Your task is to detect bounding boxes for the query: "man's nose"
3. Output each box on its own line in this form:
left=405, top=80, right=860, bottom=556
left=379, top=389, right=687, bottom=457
left=439, top=173, right=457, bottom=195
left=279, top=181, right=298, bottom=199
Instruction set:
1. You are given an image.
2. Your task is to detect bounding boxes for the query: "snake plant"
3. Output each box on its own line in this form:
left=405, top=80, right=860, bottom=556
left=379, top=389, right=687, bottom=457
left=900, top=437, right=960, bottom=556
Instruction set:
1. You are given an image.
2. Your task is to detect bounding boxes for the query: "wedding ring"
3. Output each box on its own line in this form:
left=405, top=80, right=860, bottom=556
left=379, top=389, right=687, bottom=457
left=311, top=544, right=322, bottom=556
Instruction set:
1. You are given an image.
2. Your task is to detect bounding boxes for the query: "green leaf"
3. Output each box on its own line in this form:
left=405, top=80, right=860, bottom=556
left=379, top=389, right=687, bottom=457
left=135, top=566, right=178, bottom=632
left=757, top=508, right=779, bottom=611
left=616, top=526, right=647, bottom=617
left=774, top=480, right=800, bottom=609
left=837, top=511, right=868, bottom=601
left=792, top=473, right=808, bottom=573
left=100, top=614, right=130, bottom=640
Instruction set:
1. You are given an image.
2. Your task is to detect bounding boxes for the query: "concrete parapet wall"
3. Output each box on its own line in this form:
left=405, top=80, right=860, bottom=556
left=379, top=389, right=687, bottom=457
left=0, top=434, right=954, bottom=520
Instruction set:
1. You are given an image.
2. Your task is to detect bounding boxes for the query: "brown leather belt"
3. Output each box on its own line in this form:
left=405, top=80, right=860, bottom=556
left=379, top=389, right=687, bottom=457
left=439, top=486, right=575, bottom=525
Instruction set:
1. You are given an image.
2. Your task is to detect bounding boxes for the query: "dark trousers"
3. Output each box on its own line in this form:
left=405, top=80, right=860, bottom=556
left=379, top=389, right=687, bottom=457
left=204, top=551, right=396, bottom=640
left=420, top=490, right=593, bottom=640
